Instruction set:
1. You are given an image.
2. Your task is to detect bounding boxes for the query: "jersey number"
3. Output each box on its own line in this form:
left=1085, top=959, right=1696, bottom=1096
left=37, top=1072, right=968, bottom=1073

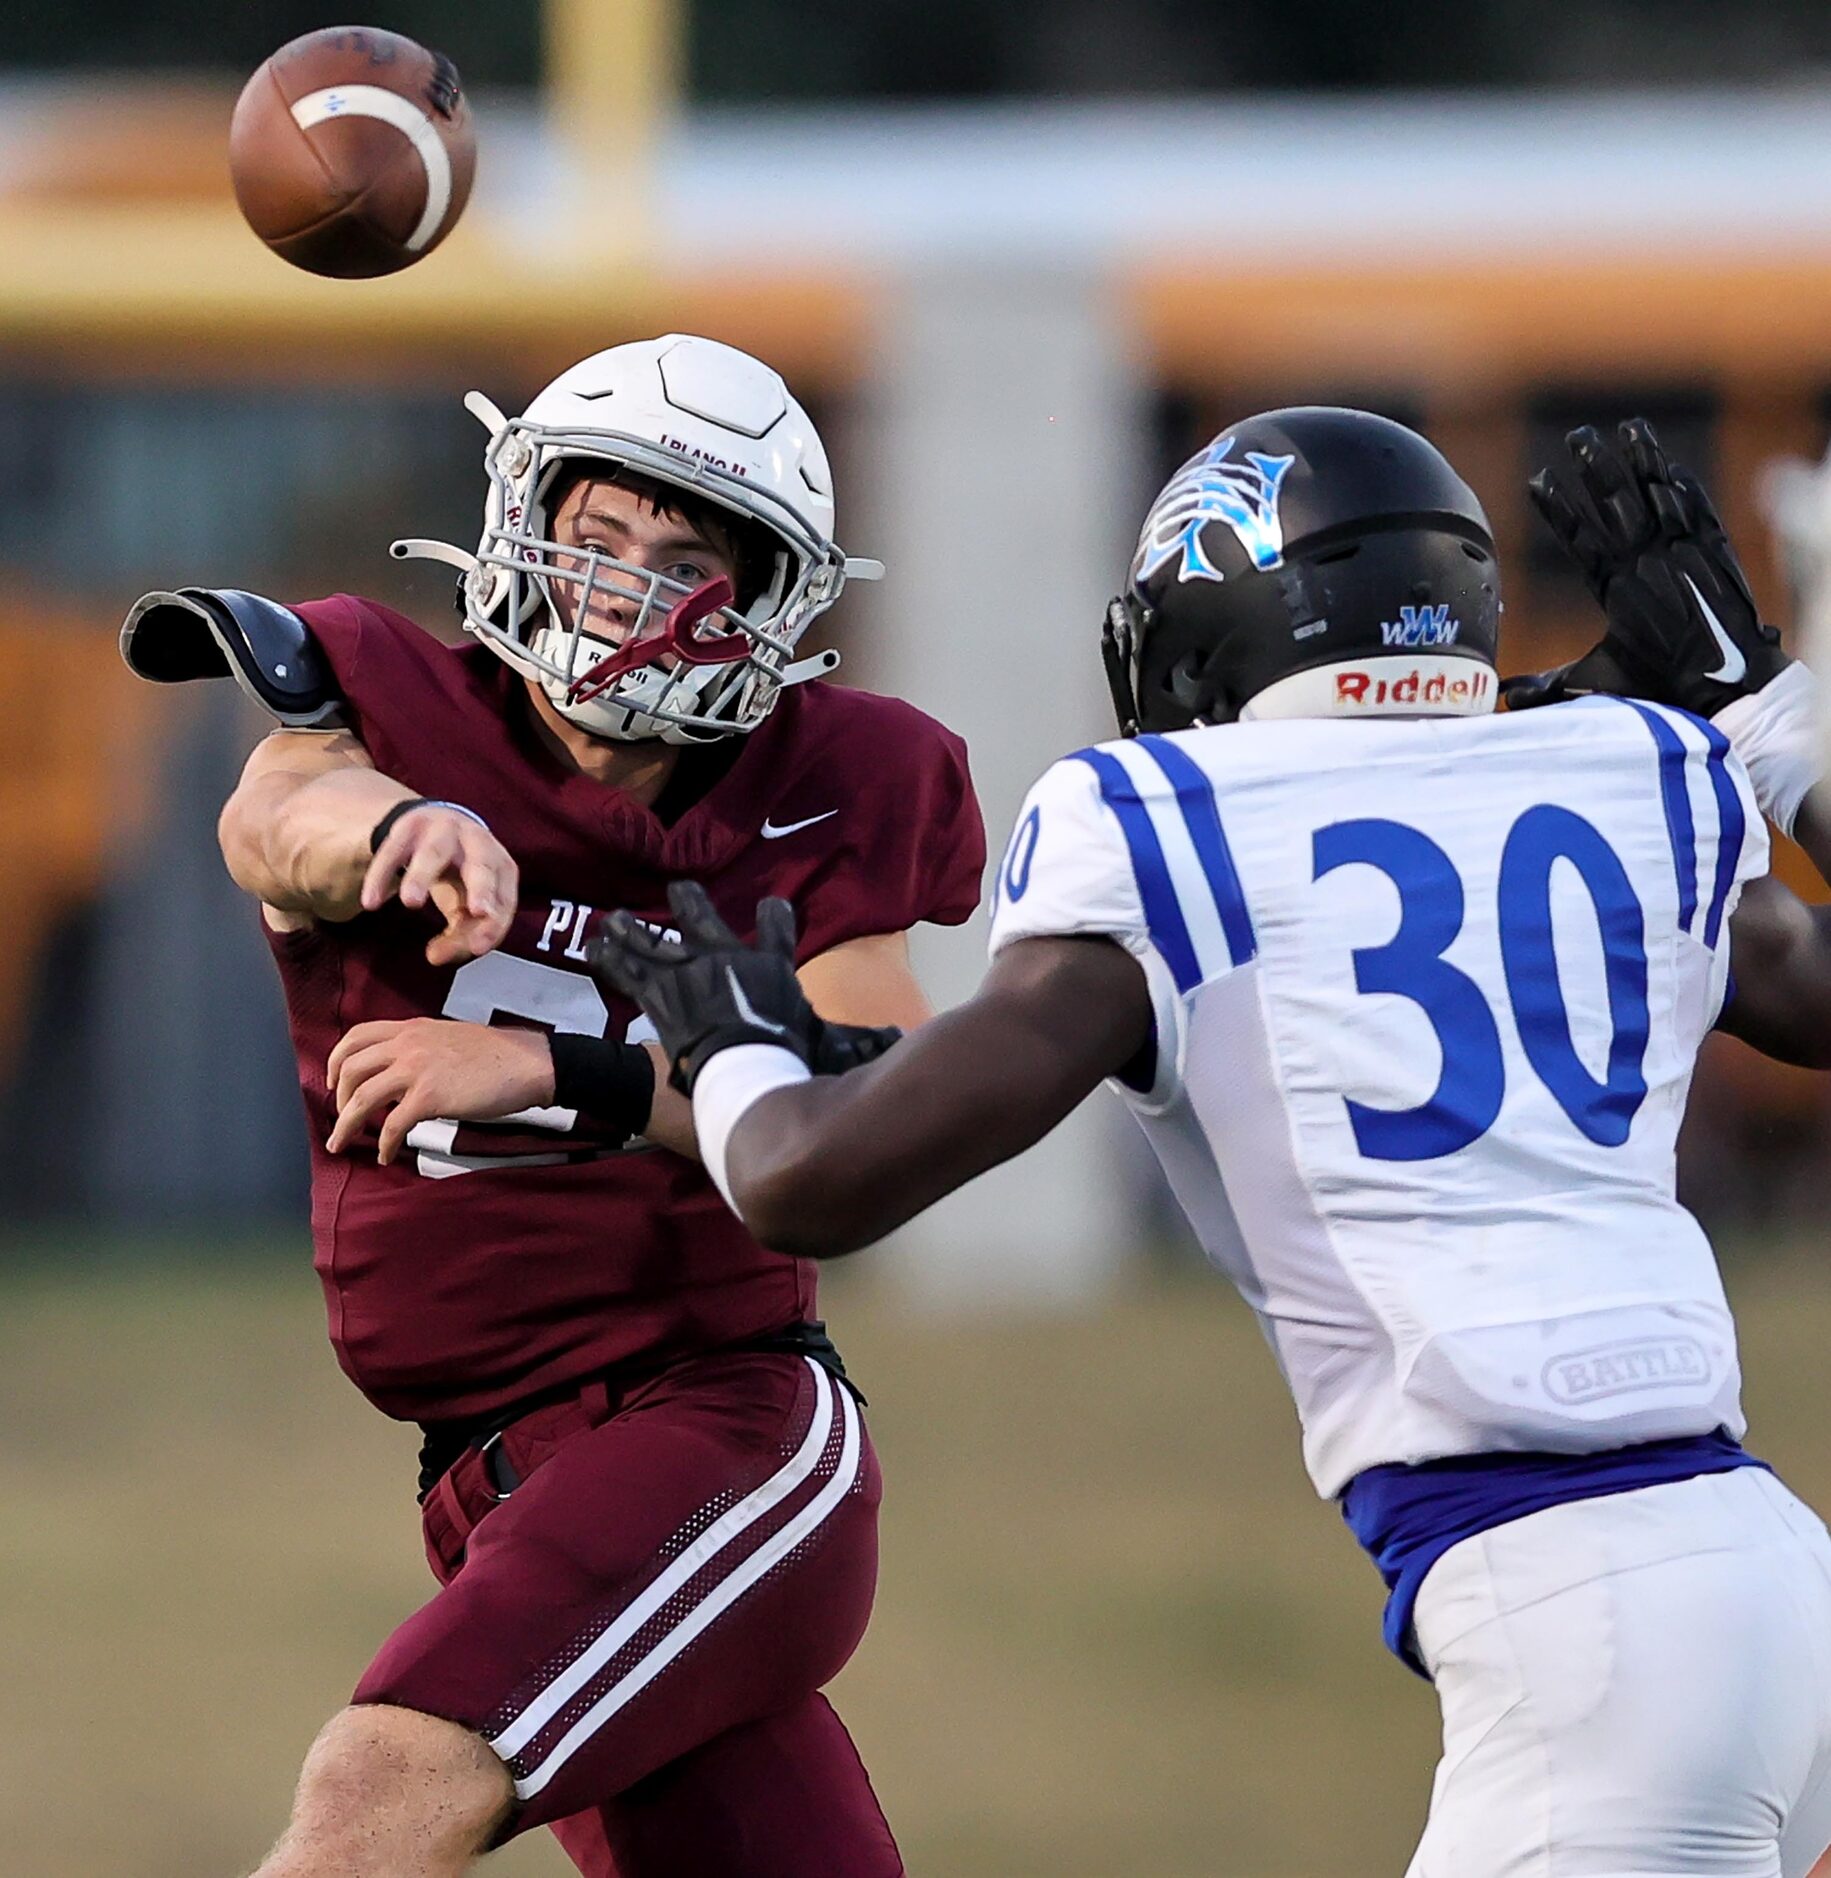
left=407, top=952, right=654, bottom=1178
left=1312, top=807, right=1650, bottom=1161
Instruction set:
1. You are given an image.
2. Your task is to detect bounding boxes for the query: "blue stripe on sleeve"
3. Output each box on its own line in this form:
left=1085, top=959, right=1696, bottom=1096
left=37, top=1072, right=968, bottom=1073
left=1134, top=734, right=1258, bottom=966
left=1619, top=700, right=1699, bottom=932
left=1698, top=719, right=1747, bottom=950
left=1071, top=748, right=1202, bottom=992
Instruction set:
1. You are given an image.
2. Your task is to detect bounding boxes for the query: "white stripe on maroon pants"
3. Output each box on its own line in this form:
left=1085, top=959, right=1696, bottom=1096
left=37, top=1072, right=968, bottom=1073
left=485, top=1357, right=862, bottom=1799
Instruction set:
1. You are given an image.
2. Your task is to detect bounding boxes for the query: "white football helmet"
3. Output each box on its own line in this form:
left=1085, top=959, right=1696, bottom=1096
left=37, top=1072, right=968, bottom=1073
left=393, top=334, right=882, bottom=743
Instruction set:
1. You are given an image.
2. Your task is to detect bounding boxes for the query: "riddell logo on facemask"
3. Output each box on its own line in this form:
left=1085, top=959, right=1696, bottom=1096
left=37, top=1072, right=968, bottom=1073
left=1334, top=666, right=1492, bottom=708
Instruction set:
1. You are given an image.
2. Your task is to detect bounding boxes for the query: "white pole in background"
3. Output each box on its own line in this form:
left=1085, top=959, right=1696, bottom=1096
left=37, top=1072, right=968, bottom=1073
left=853, top=264, right=1148, bottom=1303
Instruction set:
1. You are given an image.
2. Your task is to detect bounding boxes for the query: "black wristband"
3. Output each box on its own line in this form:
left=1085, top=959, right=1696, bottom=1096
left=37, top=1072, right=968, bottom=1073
left=369, top=797, right=487, bottom=855
left=549, top=1034, right=656, bottom=1141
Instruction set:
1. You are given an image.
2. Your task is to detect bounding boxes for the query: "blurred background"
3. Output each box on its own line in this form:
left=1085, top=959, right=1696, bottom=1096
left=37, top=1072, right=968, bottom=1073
left=5, top=3, right=1831, bottom=1872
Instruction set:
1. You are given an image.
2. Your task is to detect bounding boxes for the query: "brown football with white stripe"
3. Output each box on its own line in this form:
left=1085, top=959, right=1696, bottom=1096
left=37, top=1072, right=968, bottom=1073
left=229, top=25, right=476, bottom=279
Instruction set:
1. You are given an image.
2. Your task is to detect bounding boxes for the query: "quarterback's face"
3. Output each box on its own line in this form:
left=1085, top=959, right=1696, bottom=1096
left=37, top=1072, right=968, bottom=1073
left=549, top=475, right=739, bottom=649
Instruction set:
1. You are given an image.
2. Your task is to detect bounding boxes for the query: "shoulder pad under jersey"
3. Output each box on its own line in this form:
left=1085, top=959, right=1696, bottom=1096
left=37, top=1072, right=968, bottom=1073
left=119, top=588, right=350, bottom=730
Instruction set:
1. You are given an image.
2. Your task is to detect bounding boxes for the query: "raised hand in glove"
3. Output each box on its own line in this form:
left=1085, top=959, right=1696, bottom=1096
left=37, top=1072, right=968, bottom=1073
left=588, top=881, right=900, bottom=1096
left=1505, top=418, right=1790, bottom=717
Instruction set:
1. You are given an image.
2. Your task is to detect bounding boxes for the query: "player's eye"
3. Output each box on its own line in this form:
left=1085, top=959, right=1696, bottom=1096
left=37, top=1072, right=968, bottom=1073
left=665, top=560, right=709, bottom=585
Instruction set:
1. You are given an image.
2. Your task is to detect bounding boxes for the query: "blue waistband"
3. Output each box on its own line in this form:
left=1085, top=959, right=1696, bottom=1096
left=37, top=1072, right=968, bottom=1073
left=1340, top=1431, right=1767, bottom=1678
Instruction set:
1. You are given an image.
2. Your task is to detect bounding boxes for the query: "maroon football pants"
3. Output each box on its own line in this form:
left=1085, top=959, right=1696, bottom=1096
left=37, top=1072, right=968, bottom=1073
left=351, top=1350, right=901, bottom=1876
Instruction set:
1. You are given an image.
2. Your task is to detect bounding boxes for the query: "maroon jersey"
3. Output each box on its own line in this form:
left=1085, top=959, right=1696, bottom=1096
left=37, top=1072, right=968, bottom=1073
left=266, top=595, right=983, bottom=1423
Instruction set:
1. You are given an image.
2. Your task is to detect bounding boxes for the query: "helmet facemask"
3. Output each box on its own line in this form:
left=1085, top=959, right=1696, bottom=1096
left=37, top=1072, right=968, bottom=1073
left=465, top=420, right=846, bottom=745
left=393, top=339, right=884, bottom=744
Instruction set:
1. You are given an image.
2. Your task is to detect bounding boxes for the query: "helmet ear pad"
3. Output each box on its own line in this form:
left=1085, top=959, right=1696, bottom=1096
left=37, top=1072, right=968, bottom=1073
left=1133, top=522, right=1501, bottom=733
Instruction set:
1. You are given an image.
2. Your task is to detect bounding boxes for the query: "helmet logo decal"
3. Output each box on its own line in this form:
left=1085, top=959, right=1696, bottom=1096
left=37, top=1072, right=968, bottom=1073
left=663, top=433, right=750, bottom=478
left=1133, top=434, right=1297, bottom=586
left=1379, top=604, right=1460, bottom=648
left=1334, top=663, right=1491, bottom=710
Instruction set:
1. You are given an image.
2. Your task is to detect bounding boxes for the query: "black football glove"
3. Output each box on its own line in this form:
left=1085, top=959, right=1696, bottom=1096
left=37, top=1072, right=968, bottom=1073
left=812, top=1020, right=904, bottom=1075
left=587, top=881, right=901, bottom=1095
left=1504, top=418, right=1790, bottom=717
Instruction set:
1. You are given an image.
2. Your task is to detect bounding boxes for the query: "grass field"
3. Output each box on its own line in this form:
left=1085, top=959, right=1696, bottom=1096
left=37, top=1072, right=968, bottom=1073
left=2, top=1236, right=1829, bottom=1876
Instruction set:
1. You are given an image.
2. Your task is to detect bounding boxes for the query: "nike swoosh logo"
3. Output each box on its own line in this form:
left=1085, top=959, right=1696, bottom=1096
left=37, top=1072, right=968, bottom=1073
left=727, top=967, right=791, bottom=1039
left=1685, top=573, right=1746, bottom=685
left=760, top=810, right=838, bottom=840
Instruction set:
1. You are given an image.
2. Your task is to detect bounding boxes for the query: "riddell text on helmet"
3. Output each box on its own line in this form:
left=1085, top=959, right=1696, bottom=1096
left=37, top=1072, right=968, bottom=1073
left=1334, top=666, right=1493, bottom=709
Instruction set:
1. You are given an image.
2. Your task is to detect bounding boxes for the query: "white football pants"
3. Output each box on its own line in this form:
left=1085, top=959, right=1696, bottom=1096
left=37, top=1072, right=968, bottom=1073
left=1407, top=1468, right=1831, bottom=1878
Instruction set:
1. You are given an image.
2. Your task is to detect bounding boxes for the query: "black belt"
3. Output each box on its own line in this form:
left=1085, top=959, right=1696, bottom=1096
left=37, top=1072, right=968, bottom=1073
left=414, top=1320, right=859, bottom=1503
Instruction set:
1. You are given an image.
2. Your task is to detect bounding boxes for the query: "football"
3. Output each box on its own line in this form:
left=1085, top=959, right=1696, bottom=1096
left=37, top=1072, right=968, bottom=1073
left=228, top=25, right=476, bottom=279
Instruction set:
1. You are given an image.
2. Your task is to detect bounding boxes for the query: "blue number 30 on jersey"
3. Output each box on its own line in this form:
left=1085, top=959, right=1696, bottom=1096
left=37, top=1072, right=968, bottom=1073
left=1315, top=808, right=1652, bottom=1160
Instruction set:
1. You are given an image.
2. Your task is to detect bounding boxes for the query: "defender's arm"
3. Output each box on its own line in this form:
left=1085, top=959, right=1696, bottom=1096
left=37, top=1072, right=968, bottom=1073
left=1720, top=793, right=1831, bottom=1067
left=591, top=884, right=1153, bottom=1257
left=639, top=933, right=927, bottom=1159
left=720, top=936, right=1148, bottom=1257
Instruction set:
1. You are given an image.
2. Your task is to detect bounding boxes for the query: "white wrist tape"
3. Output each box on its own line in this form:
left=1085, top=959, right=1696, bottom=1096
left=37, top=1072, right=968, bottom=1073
left=1712, top=661, right=1821, bottom=839
left=693, top=1044, right=813, bottom=1218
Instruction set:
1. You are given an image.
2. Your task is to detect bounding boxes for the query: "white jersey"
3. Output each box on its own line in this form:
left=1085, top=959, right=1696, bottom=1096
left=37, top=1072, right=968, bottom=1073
left=987, top=698, right=1768, bottom=1496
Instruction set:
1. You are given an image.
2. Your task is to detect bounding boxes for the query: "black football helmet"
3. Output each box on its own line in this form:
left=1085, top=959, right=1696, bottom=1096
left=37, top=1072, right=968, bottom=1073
left=1103, top=407, right=1502, bottom=734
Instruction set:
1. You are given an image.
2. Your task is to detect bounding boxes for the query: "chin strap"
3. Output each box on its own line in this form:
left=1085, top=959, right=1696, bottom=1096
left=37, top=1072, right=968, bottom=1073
left=1102, top=594, right=1144, bottom=738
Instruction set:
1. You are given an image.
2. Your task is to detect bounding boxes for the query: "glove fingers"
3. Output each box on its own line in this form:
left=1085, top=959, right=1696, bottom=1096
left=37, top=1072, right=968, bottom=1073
left=1669, top=467, right=1729, bottom=545
left=1647, top=480, right=1690, bottom=537
left=842, top=1023, right=903, bottom=1067
left=595, top=910, right=678, bottom=966
left=1528, top=467, right=1612, bottom=589
left=810, top=1020, right=903, bottom=1076
left=755, top=897, right=799, bottom=964
left=585, top=931, right=649, bottom=999
left=1569, top=425, right=1652, bottom=549
left=667, top=880, right=740, bottom=952
left=1618, top=417, right=1673, bottom=492
left=1527, top=468, right=1585, bottom=550
left=1529, top=465, right=1607, bottom=554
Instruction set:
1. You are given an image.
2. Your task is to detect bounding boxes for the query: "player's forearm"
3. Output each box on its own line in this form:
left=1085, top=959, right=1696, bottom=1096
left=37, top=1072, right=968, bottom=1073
left=220, top=763, right=417, bottom=916
left=639, top=1046, right=700, bottom=1157
left=682, top=941, right=938, bottom=1182
left=720, top=1055, right=1021, bottom=1258
left=715, top=982, right=1120, bottom=1258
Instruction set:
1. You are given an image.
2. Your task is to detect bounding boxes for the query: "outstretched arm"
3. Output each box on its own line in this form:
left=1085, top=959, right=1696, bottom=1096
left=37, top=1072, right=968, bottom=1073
left=219, top=728, right=517, bottom=963
left=719, top=935, right=1150, bottom=1257
left=589, top=884, right=1154, bottom=1259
